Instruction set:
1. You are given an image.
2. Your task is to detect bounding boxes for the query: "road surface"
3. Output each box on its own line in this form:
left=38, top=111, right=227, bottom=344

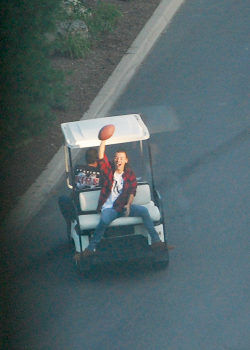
left=2, top=0, right=250, bottom=349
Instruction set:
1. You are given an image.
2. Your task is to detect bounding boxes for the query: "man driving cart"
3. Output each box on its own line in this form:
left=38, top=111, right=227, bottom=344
left=60, top=114, right=174, bottom=272
left=74, top=133, right=175, bottom=261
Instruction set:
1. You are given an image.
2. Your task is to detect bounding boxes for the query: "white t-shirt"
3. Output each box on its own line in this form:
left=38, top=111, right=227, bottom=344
left=102, top=172, right=124, bottom=211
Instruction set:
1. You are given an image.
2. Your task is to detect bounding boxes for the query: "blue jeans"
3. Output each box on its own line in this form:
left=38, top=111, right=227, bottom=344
left=87, top=204, right=160, bottom=251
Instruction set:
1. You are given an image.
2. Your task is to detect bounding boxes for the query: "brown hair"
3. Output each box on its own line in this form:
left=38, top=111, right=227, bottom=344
left=85, top=147, right=98, bottom=164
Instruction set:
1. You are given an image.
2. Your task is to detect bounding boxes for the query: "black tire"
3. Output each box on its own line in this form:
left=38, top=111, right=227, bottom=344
left=68, top=234, right=75, bottom=250
left=152, top=248, right=169, bottom=270
left=75, top=257, right=91, bottom=276
left=152, top=259, right=169, bottom=270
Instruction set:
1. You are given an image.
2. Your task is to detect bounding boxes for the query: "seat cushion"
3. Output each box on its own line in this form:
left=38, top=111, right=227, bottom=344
left=79, top=202, right=160, bottom=230
left=79, top=183, right=152, bottom=212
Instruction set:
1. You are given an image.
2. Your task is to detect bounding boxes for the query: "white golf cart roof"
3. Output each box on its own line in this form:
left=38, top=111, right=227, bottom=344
left=61, top=114, right=149, bottom=148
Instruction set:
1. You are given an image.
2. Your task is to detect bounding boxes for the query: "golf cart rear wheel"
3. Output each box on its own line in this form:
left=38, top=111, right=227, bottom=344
left=75, top=258, right=91, bottom=276
left=152, top=259, right=169, bottom=270
left=68, top=235, right=74, bottom=250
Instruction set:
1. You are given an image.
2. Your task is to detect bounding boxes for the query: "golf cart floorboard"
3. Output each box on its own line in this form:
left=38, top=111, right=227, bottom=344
left=91, top=235, right=168, bottom=263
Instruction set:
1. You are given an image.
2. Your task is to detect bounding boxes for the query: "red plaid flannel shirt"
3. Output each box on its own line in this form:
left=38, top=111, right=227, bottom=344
left=97, top=154, right=137, bottom=213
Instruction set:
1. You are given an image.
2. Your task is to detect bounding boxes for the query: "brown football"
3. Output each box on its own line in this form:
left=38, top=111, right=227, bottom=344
left=98, top=124, right=115, bottom=140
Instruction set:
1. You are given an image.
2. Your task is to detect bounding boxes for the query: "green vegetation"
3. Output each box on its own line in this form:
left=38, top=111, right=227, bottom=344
left=85, top=1, right=123, bottom=36
left=54, top=0, right=122, bottom=58
left=0, top=0, right=122, bottom=159
left=54, top=33, right=92, bottom=59
left=0, top=0, right=66, bottom=158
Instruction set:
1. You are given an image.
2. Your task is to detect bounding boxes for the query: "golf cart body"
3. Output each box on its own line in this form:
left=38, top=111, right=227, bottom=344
left=61, top=114, right=169, bottom=271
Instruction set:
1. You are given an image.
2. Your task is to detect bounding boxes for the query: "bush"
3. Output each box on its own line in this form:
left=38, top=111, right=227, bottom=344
left=53, top=0, right=123, bottom=58
left=54, top=32, right=91, bottom=58
left=85, top=1, right=123, bottom=36
left=0, top=0, right=123, bottom=158
left=0, top=0, right=66, bottom=159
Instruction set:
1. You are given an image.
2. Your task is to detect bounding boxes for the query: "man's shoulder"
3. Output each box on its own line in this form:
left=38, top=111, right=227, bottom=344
left=74, top=164, right=100, bottom=174
left=86, top=164, right=101, bottom=173
left=98, top=153, right=109, bottom=164
left=74, top=164, right=86, bottom=173
left=124, top=168, right=137, bottom=182
left=98, top=154, right=113, bottom=172
left=125, top=167, right=135, bottom=175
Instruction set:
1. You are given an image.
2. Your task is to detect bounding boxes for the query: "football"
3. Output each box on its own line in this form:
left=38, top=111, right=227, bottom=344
left=98, top=124, right=115, bottom=140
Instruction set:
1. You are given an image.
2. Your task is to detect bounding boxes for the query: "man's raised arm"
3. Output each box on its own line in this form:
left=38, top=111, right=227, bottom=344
left=99, top=140, right=106, bottom=160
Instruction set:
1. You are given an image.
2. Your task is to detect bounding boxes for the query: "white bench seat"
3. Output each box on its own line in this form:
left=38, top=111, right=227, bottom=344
left=78, top=183, right=161, bottom=231
left=79, top=202, right=160, bottom=230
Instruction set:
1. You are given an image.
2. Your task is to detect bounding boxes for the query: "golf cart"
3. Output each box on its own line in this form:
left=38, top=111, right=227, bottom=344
left=61, top=114, right=169, bottom=272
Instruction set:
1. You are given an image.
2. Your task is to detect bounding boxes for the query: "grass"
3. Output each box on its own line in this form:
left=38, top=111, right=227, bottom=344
left=53, top=1, right=123, bottom=58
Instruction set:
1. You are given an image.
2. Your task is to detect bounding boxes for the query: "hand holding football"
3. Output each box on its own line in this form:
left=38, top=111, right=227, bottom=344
left=98, top=124, right=115, bottom=140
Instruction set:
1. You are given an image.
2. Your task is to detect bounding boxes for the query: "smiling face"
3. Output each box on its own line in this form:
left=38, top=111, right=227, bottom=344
left=114, top=151, right=128, bottom=174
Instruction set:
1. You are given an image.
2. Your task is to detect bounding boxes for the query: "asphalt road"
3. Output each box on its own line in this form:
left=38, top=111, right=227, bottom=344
left=2, top=0, right=250, bottom=349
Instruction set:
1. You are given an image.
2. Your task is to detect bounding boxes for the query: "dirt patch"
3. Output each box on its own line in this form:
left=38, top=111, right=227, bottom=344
left=0, top=0, right=162, bottom=221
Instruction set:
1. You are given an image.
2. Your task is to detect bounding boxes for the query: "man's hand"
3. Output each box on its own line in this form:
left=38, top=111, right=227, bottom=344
left=124, top=204, right=131, bottom=217
left=124, top=194, right=134, bottom=217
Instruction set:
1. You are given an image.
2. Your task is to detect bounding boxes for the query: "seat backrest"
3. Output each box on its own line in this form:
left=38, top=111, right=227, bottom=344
left=132, top=183, right=151, bottom=205
left=79, top=189, right=100, bottom=211
left=79, top=183, right=152, bottom=212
